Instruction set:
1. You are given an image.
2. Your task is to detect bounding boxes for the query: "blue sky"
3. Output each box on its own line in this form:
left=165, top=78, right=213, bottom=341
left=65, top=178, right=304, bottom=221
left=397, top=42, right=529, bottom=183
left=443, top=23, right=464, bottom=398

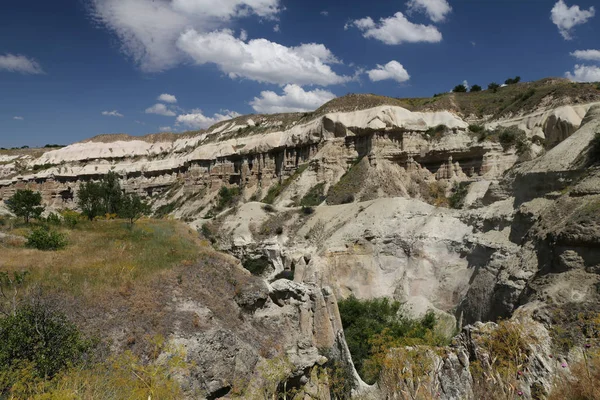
left=1, top=0, right=599, bottom=147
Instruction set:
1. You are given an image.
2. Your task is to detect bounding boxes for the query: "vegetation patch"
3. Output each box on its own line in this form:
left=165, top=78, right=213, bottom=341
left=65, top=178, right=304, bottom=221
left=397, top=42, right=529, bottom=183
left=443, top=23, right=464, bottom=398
left=0, top=218, right=198, bottom=298
left=449, top=182, right=470, bottom=209
left=0, top=303, right=92, bottom=385
left=26, top=226, right=68, bottom=251
left=426, top=180, right=449, bottom=207
left=252, top=211, right=295, bottom=240
left=424, top=124, right=449, bottom=141
left=326, top=158, right=368, bottom=205
left=242, top=257, right=271, bottom=276
left=337, top=295, right=446, bottom=384
left=589, top=132, right=600, bottom=165
left=298, top=182, right=326, bottom=207
left=262, top=164, right=309, bottom=204
left=214, top=186, right=241, bottom=212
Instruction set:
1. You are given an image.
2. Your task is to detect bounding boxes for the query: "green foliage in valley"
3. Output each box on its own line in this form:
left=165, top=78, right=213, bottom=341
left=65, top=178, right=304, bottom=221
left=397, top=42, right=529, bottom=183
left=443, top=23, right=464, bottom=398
left=337, top=295, right=446, bottom=384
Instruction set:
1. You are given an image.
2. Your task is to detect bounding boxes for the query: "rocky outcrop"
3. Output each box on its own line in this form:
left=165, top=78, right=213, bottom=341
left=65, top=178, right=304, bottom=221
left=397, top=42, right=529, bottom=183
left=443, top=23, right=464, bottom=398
left=2, top=90, right=600, bottom=398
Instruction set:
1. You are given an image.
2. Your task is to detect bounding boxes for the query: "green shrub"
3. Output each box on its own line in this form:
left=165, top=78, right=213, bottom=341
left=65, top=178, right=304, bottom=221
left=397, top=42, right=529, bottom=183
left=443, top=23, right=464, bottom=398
left=301, top=206, right=314, bottom=215
left=0, top=303, right=91, bottom=381
left=262, top=164, right=309, bottom=205
left=504, top=76, right=521, bottom=85
left=242, top=257, right=270, bottom=275
left=26, top=227, right=67, bottom=251
left=470, top=84, right=482, bottom=92
left=61, top=210, right=80, bottom=228
left=495, top=126, right=528, bottom=152
left=215, top=186, right=240, bottom=211
left=589, top=132, right=600, bottom=164
left=300, top=183, right=326, bottom=207
left=452, top=84, right=467, bottom=93
left=468, top=124, right=485, bottom=134
left=262, top=204, right=275, bottom=213
left=154, top=202, right=177, bottom=218
left=424, top=124, right=448, bottom=141
left=488, top=82, right=500, bottom=93
left=449, top=182, right=469, bottom=209
left=337, top=296, right=443, bottom=384
left=327, top=159, right=368, bottom=205
left=262, top=183, right=282, bottom=205
left=45, top=212, right=61, bottom=225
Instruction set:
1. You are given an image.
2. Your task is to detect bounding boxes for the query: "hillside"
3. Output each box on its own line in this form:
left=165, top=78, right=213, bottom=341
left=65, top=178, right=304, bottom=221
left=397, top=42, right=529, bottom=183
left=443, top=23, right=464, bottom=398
left=1, top=80, right=600, bottom=399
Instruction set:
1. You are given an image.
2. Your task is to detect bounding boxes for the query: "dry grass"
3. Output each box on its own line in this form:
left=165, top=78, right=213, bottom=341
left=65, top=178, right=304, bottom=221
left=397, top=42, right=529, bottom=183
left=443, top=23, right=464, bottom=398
left=0, top=218, right=199, bottom=300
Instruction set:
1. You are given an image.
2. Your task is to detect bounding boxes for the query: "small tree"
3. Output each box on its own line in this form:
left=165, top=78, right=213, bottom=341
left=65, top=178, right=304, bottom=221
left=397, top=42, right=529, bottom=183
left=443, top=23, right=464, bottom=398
left=101, top=171, right=123, bottom=215
left=78, top=181, right=105, bottom=221
left=470, top=84, right=482, bottom=92
left=119, top=193, right=150, bottom=226
left=453, top=84, right=467, bottom=93
left=488, top=82, right=500, bottom=93
left=5, top=189, right=44, bottom=224
left=504, top=76, right=521, bottom=85
left=77, top=172, right=124, bottom=220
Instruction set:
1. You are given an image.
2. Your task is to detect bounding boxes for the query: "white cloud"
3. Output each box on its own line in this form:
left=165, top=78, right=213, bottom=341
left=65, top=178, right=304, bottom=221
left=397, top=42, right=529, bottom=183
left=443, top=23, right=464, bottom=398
left=13, top=116, right=24, bottom=121
left=102, top=110, right=124, bottom=117
left=239, top=29, right=248, bottom=41
left=320, top=11, right=329, bottom=16
left=0, top=54, right=44, bottom=74
left=273, top=24, right=280, bottom=32
left=462, top=80, right=469, bottom=90
left=157, top=93, right=177, bottom=103
left=159, top=126, right=173, bottom=132
left=250, top=84, right=336, bottom=113
left=571, top=49, right=600, bottom=61
left=406, top=0, right=451, bottom=22
left=145, top=103, right=177, bottom=116
left=551, top=0, right=595, bottom=40
left=346, top=12, right=442, bottom=45
left=89, top=0, right=278, bottom=72
left=177, top=29, right=349, bottom=86
left=367, top=61, right=410, bottom=83
left=565, top=64, right=600, bottom=82
left=176, top=109, right=241, bottom=129
left=89, top=0, right=348, bottom=85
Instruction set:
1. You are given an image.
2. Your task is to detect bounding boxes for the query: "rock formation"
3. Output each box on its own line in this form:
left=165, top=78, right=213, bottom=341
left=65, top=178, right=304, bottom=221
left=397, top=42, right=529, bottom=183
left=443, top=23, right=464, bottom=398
left=2, top=80, right=600, bottom=398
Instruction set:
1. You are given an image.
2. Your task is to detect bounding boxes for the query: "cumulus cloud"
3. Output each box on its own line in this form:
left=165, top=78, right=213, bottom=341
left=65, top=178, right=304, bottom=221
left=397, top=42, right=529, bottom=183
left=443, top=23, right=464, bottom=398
left=102, top=110, right=124, bottom=117
left=565, top=64, right=600, bottom=82
left=346, top=12, right=442, bottom=45
left=571, top=49, right=600, bottom=61
left=88, top=0, right=349, bottom=85
left=176, top=109, right=240, bottom=129
left=406, top=0, right=452, bottom=22
left=157, top=93, right=177, bottom=103
left=13, top=116, right=24, bottom=121
left=273, top=24, right=280, bottom=32
left=89, top=0, right=282, bottom=72
left=367, top=61, right=410, bottom=83
left=0, top=54, right=44, bottom=74
left=159, top=126, right=173, bottom=132
left=250, top=84, right=336, bottom=113
left=551, top=0, right=595, bottom=40
left=177, top=30, right=349, bottom=86
left=145, top=103, right=177, bottom=116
